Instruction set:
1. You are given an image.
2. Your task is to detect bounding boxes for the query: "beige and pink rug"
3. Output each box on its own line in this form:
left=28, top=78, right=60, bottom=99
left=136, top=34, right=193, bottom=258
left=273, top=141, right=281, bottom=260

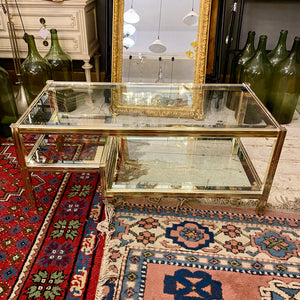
left=96, top=201, right=300, bottom=299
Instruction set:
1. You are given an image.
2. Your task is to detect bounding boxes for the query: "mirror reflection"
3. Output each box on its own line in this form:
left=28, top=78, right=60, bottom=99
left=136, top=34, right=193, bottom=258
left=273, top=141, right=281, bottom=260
left=111, top=0, right=211, bottom=117
left=122, top=0, right=200, bottom=83
left=120, top=83, right=193, bottom=107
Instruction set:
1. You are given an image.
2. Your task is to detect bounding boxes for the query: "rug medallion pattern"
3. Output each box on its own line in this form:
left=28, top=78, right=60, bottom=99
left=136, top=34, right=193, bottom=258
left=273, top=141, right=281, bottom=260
left=98, top=203, right=300, bottom=300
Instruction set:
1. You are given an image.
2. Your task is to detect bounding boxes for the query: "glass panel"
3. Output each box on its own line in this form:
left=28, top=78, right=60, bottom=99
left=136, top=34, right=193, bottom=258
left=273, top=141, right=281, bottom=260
left=109, top=136, right=271, bottom=192
left=23, top=134, right=107, bottom=167
left=120, top=84, right=193, bottom=107
left=241, top=136, right=276, bottom=184
left=20, top=82, right=277, bottom=129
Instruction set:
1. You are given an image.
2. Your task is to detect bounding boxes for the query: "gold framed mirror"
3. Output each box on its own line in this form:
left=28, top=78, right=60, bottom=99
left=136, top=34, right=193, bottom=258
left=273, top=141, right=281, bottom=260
left=111, top=0, right=212, bottom=119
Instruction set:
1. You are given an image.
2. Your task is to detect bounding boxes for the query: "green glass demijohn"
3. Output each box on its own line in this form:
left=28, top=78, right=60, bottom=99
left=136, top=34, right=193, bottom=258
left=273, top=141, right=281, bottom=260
left=267, top=30, right=289, bottom=67
left=0, top=66, right=19, bottom=137
left=227, top=31, right=256, bottom=110
left=231, top=31, right=256, bottom=83
left=268, top=36, right=300, bottom=124
left=21, top=34, right=52, bottom=105
left=241, top=35, right=273, bottom=106
left=44, top=29, right=73, bottom=81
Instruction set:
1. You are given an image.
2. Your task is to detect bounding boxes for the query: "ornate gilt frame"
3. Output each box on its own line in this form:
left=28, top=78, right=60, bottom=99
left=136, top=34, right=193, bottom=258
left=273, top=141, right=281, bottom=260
left=110, top=0, right=212, bottom=119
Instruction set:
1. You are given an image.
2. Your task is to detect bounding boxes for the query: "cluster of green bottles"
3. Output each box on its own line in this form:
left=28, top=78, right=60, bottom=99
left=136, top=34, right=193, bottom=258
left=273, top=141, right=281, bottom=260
left=21, top=29, right=73, bottom=105
left=230, top=30, right=300, bottom=124
left=0, top=29, right=72, bottom=138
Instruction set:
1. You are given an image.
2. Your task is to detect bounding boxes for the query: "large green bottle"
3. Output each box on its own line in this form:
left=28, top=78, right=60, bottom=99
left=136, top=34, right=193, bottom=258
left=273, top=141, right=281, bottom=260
left=0, top=66, right=19, bottom=137
left=44, top=29, right=73, bottom=81
left=268, top=37, right=300, bottom=124
left=227, top=31, right=256, bottom=110
left=241, top=35, right=272, bottom=106
left=231, top=31, right=256, bottom=83
left=21, top=34, right=52, bottom=105
left=267, top=30, right=289, bottom=67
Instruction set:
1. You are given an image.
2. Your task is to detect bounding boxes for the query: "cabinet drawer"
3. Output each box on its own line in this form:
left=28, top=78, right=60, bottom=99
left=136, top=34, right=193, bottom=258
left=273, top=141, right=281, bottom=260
left=8, top=9, right=79, bottom=32
left=0, top=0, right=98, bottom=61
left=35, top=35, right=90, bottom=59
left=0, top=33, right=86, bottom=58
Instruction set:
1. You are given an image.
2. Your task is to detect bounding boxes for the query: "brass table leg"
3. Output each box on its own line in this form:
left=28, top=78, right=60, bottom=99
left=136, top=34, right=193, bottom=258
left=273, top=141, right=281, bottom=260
left=255, top=199, right=265, bottom=216
left=255, top=128, right=287, bottom=216
left=20, top=167, right=36, bottom=210
left=11, top=126, right=37, bottom=210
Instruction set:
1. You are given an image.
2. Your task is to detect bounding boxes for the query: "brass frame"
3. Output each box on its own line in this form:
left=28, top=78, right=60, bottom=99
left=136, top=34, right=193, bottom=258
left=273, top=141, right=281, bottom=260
left=110, top=0, right=212, bottom=119
left=10, top=81, right=286, bottom=215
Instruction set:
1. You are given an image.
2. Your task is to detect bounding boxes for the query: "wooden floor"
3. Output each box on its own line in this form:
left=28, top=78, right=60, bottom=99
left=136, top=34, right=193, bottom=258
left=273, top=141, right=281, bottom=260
left=267, top=110, right=300, bottom=211
left=174, top=110, right=300, bottom=214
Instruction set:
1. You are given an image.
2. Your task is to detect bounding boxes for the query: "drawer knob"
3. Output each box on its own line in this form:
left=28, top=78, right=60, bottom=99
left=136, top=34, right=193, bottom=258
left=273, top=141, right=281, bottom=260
left=40, top=18, right=46, bottom=25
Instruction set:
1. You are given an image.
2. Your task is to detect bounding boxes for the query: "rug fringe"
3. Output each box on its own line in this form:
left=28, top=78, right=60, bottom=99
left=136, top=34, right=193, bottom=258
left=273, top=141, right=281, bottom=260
left=95, top=200, right=118, bottom=300
left=96, top=201, right=115, bottom=235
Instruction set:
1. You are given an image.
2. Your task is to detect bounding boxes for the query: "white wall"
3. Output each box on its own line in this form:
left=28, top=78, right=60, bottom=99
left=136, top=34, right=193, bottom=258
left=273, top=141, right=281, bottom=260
left=122, top=57, right=195, bottom=83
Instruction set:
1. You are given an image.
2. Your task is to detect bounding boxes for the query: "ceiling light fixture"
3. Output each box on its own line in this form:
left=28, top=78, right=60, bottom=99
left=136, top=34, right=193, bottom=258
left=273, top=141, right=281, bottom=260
left=155, top=57, right=164, bottom=83
left=124, top=0, right=140, bottom=24
left=183, top=0, right=198, bottom=26
left=124, top=23, right=136, bottom=37
left=149, top=0, right=166, bottom=53
left=123, top=37, right=135, bottom=49
left=127, top=55, right=132, bottom=82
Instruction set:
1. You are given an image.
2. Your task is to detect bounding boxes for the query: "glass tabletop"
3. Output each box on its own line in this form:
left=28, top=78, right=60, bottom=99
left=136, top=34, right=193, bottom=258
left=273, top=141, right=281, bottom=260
left=18, top=81, right=279, bottom=132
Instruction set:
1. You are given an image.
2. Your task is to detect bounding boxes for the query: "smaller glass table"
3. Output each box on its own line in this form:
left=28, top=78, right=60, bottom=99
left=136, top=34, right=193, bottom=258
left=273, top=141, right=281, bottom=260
left=11, top=81, right=286, bottom=215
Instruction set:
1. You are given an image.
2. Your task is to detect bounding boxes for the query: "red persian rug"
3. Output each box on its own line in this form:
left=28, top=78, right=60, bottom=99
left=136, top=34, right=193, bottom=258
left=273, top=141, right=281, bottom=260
left=96, top=201, right=300, bottom=300
left=0, top=138, right=105, bottom=300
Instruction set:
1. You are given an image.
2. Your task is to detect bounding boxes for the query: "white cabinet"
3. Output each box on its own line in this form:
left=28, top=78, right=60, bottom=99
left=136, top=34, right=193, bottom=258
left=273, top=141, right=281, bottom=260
left=0, top=0, right=99, bottom=81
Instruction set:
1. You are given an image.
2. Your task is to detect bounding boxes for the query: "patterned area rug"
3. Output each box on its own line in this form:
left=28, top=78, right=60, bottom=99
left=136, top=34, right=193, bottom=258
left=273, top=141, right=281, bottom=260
left=0, top=139, right=105, bottom=299
left=96, top=201, right=300, bottom=300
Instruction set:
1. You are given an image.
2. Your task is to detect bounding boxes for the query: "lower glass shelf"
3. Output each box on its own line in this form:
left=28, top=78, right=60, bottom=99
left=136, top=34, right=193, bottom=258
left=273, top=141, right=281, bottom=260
left=107, top=136, right=264, bottom=196
left=25, top=134, right=108, bottom=170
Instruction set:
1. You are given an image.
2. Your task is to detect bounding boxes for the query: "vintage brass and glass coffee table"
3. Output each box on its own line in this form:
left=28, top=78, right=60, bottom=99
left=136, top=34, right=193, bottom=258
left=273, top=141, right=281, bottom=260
left=11, top=81, right=286, bottom=215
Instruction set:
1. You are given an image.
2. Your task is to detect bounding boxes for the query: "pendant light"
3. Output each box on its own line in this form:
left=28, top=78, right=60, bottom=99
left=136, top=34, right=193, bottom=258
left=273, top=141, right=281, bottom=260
left=127, top=55, right=132, bottom=82
left=169, top=57, right=175, bottom=98
left=123, top=37, right=135, bottom=49
left=155, top=57, right=164, bottom=83
left=123, top=23, right=136, bottom=49
left=124, top=23, right=136, bottom=37
left=183, top=0, right=198, bottom=26
left=149, top=0, right=166, bottom=53
left=124, top=0, right=140, bottom=24
left=170, top=57, right=174, bottom=83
